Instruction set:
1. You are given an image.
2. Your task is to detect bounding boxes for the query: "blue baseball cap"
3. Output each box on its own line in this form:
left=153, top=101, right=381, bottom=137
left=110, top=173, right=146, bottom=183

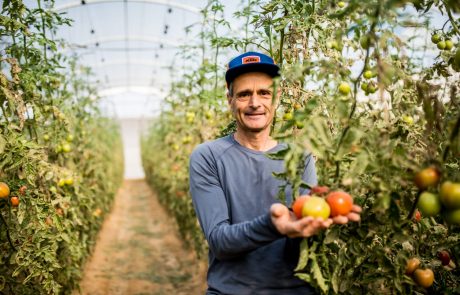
left=225, top=51, right=280, bottom=85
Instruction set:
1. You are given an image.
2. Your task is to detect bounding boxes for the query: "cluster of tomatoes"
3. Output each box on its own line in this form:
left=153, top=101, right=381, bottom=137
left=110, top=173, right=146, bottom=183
left=414, top=167, right=460, bottom=225
left=405, top=257, right=435, bottom=288
left=0, top=182, right=23, bottom=208
left=291, top=186, right=353, bottom=220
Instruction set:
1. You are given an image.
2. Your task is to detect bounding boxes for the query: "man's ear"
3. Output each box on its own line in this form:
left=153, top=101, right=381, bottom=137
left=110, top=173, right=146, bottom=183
left=227, top=91, right=232, bottom=105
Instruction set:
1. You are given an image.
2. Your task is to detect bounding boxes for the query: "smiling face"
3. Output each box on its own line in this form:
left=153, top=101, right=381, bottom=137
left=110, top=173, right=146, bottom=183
left=228, top=72, right=279, bottom=134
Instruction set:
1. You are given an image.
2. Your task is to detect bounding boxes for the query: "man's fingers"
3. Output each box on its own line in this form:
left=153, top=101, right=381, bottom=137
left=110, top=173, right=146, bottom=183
left=270, top=203, right=287, bottom=218
left=351, top=204, right=362, bottom=213
left=347, top=212, right=361, bottom=222
left=332, top=215, right=348, bottom=224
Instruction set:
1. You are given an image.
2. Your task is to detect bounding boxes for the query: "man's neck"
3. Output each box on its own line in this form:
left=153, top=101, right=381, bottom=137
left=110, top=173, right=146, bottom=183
left=233, top=129, right=277, bottom=152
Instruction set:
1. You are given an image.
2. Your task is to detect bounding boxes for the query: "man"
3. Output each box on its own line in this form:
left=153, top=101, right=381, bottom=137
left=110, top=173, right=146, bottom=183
left=189, top=51, right=361, bottom=294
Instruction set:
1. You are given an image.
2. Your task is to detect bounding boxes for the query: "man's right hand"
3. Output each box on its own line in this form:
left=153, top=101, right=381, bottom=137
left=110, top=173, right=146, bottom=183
left=270, top=203, right=333, bottom=238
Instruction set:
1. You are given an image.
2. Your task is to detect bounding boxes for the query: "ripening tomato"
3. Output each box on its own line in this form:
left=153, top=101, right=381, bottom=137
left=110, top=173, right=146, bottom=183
left=414, top=209, right=422, bottom=222
left=414, top=167, right=440, bottom=189
left=440, top=181, right=460, bottom=209
left=292, top=195, right=309, bottom=219
left=414, top=268, right=434, bottom=288
left=10, top=196, right=19, bottom=207
left=405, top=257, right=421, bottom=275
left=326, top=191, right=353, bottom=217
left=302, top=196, right=331, bottom=220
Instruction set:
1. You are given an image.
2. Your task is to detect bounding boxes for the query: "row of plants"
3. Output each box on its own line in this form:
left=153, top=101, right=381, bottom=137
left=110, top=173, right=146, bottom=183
left=1, top=1, right=124, bottom=293
left=142, top=0, right=459, bottom=293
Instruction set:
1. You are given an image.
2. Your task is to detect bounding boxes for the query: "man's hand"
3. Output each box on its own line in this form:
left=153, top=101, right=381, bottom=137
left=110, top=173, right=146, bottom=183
left=270, top=202, right=362, bottom=238
left=270, top=204, right=332, bottom=238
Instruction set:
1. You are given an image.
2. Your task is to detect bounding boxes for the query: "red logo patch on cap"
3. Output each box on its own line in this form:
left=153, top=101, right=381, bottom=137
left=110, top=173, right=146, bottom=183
left=242, top=56, right=261, bottom=64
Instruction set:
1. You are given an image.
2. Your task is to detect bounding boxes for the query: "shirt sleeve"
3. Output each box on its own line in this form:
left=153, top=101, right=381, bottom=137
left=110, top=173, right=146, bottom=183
left=299, top=153, right=318, bottom=195
left=189, top=144, right=283, bottom=261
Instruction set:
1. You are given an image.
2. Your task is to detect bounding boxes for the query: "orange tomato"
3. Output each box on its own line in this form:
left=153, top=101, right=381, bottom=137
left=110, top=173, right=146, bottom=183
left=405, top=257, right=420, bottom=275
left=326, top=191, right=353, bottom=217
left=414, top=268, right=434, bottom=288
left=414, top=167, right=440, bottom=189
left=10, top=196, right=19, bottom=207
left=0, top=182, right=10, bottom=199
left=292, top=195, right=309, bottom=219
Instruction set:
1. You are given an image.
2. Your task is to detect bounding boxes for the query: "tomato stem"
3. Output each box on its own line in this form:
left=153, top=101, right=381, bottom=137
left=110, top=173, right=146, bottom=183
left=407, top=190, right=422, bottom=220
left=0, top=213, right=16, bottom=251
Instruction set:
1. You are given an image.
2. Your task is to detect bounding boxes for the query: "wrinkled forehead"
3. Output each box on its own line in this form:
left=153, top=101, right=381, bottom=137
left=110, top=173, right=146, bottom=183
left=232, top=72, right=276, bottom=91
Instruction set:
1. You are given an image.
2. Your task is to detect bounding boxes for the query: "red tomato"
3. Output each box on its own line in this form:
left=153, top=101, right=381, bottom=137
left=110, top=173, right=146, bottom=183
left=326, top=191, right=353, bottom=217
left=292, top=195, right=309, bottom=219
left=311, top=186, right=330, bottom=195
left=10, top=196, right=19, bottom=207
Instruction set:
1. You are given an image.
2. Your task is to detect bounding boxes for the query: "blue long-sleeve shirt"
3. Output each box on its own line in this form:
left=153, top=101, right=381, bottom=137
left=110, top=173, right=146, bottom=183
left=189, top=134, right=318, bottom=295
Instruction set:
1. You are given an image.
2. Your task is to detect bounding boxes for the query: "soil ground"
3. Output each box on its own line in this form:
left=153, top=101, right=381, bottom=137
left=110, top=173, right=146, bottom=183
left=73, top=179, right=207, bottom=295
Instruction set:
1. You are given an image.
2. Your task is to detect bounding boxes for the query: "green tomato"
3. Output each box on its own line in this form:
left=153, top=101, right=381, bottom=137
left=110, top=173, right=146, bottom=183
left=360, top=35, right=370, bottom=49
left=62, top=143, right=71, bottom=153
left=302, top=196, right=331, bottom=220
left=361, top=82, right=368, bottom=92
left=437, top=41, right=446, bottom=50
left=338, top=82, right=351, bottom=95
left=417, top=192, right=441, bottom=217
left=402, top=115, right=414, bottom=125
left=431, top=34, right=441, bottom=44
left=283, top=112, right=294, bottom=121
left=337, top=1, right=346, bottom=8
left=444, top=40, right=453, bottom=51
left=363, top=70, right=373, bottom=79
left=443, top=208, right=460, bottom=225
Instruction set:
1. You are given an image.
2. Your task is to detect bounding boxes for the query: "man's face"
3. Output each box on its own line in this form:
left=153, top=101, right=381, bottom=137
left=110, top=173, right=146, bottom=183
left=227, top=72, right=279, bottom=133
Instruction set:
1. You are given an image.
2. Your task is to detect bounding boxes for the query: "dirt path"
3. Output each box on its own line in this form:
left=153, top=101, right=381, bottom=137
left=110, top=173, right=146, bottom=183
left=74, top=179, right=207, bottom=295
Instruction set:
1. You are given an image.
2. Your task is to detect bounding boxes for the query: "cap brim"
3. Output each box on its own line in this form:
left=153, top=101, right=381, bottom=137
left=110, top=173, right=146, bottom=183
left=225, top=63, right=279, bottom=84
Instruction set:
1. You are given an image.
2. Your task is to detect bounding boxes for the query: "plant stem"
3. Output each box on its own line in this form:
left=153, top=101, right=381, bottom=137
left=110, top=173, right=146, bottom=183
left=0, top=213, right=16, bottom=251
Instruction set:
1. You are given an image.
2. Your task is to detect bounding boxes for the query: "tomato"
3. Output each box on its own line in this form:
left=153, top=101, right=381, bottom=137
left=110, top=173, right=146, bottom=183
left=43, top=134, right=50, bottom=141
left=363, top=70, right=373, bottom=79
left=292, top=195, right=309, bottom=219
left=360, top=35, right=370, bottom=49
left=413, top=268, right=434, bottom=288
left=361, top=82, right=368, bottom=92
left=405, top=257, right=420, bottom=275
left=0, top=182, right=10, bottom=199
left=64, top=178, right=74, bottom=186
left=302, top=196, right=331, bottom=220
left=295, top=121, right=304, bottom=129
left=431, top=34, right=441, bottom=44
left=66, top=134, right=74, bottom=142
left=45, top=216, right=53, bottom=226
left=283, top=112, right=293, bottom=121
left=414, top=167, right=440, bottom=189
left=444, top=40, right=453, bottom=50
left=326, top=191, right=353, bottom=217
left=58, top=179, right=66, bottom=187
left=311, top=186, right=330, bottom=195
left=402, top=115, right=414, bottom=125
left=62, top=143, right=71, bottom=153
left=10, top=196, right=19, bottom=207
left=414, top=209, right=422, bottom=222
left=443, top=208, right=460, bottom=225
left=338, top=82, right=351, bottom=95
left=437, top=40, right=446, bottom=50
left=438, top=250, right=450, bottom=266
left=18, top=185, right=27, bottom=195
left=367, top=82, right=377, bottom=93
left=439, top=181, right=460, bottom=209
left=337, top=1, right=346, bottom=8
left=417, top=192, right=441, bottom=217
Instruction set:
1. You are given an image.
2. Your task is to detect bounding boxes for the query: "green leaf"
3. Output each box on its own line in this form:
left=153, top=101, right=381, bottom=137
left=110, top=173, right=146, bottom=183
left=294, top=239, right=309, bottom=271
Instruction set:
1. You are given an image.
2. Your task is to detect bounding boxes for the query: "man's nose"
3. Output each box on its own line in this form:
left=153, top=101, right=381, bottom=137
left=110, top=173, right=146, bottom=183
left=248, top=93, right=262, bottom=107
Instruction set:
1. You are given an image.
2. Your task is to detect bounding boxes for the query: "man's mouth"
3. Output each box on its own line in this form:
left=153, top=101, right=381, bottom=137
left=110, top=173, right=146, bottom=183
left=245, top=112, right=265, bottom=117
